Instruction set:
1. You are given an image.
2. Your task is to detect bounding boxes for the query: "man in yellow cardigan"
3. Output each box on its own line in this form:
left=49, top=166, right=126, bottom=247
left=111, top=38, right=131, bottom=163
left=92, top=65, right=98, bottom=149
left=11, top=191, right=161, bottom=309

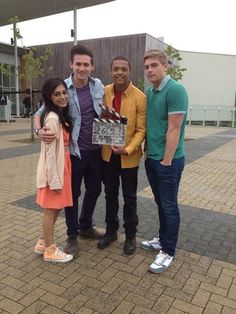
left=97, top=56, right=146, bottom=255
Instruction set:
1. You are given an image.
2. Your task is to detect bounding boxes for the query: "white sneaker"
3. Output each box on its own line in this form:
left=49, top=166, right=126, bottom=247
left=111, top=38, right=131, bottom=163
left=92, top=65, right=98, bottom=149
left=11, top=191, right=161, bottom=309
left=141, top=237, right=161, bottom=251
left=149, top=250, right=174, bottom=273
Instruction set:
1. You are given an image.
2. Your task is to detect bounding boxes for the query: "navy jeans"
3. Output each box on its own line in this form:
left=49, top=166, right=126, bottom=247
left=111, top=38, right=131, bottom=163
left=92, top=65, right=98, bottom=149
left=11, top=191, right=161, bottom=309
left=65, top=150, right=102, bottom=237
left=145, top=156, right=185, bottom=256
left=103, top=154, right=139, bottom=237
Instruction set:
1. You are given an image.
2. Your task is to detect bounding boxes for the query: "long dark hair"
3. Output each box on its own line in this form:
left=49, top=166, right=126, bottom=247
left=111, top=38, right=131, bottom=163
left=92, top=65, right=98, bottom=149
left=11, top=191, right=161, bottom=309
left=40, top=77, right=72, bottom=132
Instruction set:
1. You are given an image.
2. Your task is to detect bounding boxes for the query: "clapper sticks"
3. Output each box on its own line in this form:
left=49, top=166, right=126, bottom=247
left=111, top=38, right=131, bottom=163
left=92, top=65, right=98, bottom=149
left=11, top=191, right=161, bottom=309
left=92, top=104, right=128, bottom=146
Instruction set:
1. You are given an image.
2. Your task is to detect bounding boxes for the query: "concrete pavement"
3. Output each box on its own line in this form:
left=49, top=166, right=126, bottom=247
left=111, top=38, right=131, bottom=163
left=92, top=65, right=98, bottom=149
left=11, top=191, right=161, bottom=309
left=0, top=119, right=236, bottom=313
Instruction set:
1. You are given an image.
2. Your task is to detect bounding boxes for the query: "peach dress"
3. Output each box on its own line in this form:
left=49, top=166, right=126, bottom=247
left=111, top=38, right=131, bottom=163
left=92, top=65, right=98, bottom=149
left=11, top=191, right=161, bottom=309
left=36, top=128, right=73, bottom=209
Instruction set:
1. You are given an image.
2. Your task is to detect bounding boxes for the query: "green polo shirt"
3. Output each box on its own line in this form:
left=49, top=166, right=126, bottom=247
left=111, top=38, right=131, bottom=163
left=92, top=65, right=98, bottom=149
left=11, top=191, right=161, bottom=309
left=146, top=75, right=188, bottom=160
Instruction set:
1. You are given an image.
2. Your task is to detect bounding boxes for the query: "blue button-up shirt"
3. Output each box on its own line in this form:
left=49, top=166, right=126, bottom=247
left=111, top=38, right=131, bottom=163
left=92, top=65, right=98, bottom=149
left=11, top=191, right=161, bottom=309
left=35, top=74, right=104, bottom=158
left=65, top=74, right=104, bottom=157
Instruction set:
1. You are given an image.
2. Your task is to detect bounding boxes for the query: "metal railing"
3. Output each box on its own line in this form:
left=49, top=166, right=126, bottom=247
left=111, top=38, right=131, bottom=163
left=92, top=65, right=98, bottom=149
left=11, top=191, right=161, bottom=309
left=187, top=106, right=236, bottom=127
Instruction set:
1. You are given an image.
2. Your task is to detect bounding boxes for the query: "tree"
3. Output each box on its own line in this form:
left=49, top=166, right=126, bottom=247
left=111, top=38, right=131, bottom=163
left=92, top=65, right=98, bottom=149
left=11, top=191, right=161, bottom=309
left=9, top=16, right=23, bottom=41
left=0, top=64, right=12, bottom=76
left=10, top=16, right=53, bottom=140
left=165, top=45, right=187, bottom=81
left=136, top=79, right=144, bottom=91
left=21, top=47, right=53, bottom=140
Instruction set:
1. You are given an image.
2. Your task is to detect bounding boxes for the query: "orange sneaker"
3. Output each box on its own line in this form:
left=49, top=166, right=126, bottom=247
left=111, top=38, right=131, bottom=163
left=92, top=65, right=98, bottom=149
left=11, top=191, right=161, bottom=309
left=34, top=239, right=45, bottom=255
left=43, top=244, right=73, bottom=263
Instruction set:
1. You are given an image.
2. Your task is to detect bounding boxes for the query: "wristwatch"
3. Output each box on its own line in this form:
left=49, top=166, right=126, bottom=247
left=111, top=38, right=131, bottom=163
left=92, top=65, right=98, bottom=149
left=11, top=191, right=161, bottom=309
left=34, top=128, right=41, bottom=136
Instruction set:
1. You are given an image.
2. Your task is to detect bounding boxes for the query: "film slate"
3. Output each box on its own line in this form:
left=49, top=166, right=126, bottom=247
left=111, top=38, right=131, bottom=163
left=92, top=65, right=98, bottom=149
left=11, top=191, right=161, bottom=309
left=92, top=104, right=128, bottom=146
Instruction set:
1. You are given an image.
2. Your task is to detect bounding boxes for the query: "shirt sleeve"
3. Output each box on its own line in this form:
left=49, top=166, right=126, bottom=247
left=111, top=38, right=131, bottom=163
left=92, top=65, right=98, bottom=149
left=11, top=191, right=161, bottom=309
left=34, top=104, right=45, bottom=116
left=167, top=84, right=188, bottom=115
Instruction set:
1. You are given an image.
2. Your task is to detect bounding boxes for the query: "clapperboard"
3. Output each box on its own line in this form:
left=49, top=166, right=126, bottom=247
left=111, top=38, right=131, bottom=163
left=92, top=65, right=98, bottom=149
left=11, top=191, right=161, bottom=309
left=92, top=104, right=128, bottom=146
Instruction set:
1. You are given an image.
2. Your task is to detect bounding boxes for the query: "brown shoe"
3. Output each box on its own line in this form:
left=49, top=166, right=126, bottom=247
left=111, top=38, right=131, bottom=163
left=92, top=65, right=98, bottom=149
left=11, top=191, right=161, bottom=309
left=124, top=237, right=136, bottom=255
left=97, top=233, right=117, bottom=249
left=79, top=227, right=103, bottom=239
left=65, top=237, right=78, bottom=257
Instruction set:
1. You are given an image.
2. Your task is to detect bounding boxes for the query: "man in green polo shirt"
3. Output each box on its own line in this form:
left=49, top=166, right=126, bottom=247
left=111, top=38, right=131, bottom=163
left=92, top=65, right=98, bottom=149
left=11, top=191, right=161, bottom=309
left=141, top=49, right=188, bottom=273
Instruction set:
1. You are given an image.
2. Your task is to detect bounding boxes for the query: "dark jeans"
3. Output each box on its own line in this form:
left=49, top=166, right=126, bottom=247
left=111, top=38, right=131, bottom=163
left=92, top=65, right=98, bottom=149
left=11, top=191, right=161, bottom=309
left=145, top=156, right=185, bottom=256
left=103, top=154, right=139, bottom=237
left=65, top=150, right=102, bottom=237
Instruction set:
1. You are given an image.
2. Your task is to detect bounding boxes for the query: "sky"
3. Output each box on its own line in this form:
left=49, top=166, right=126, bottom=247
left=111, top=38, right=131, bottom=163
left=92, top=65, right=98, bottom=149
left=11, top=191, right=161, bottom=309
left=0, top=0, right=235, bottom=55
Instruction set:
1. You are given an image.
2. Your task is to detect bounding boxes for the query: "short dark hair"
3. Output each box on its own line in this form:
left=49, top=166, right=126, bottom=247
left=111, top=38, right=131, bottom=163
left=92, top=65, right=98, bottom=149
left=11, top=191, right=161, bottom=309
left=110, top=56, right=131, bottom=70
left=70, top=44, right=94, bottom=65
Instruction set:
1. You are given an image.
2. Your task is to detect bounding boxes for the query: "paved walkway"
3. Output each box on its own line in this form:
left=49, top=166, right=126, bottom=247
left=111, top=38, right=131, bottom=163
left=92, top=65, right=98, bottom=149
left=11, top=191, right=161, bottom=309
left=0, top=119, right=236, bottom=313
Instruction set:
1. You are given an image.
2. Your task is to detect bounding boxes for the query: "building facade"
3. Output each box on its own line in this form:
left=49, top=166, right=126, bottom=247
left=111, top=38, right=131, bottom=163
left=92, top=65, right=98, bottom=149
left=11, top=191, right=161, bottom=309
left=180, top=51, right=236, bottom=124
left=1, top=33, right=235, bottom=124
left=0, top=42, right=25, bottom=116
left=33, top=33, right=166, bottom=90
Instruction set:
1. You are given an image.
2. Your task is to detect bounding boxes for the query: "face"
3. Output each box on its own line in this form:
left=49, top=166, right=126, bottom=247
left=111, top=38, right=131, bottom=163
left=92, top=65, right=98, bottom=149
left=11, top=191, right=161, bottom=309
left=144, top=57, right=168, bottom=87
left=111, top=59, right=131, bottom=88
left=70, top=54, right=93, bottom=83
left=51, top=84, right=68, bottom=109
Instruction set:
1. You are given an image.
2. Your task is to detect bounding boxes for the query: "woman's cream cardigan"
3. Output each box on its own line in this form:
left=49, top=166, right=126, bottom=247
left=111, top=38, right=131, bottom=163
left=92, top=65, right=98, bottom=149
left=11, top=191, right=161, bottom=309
left=36, top=112, right=65, bottom=190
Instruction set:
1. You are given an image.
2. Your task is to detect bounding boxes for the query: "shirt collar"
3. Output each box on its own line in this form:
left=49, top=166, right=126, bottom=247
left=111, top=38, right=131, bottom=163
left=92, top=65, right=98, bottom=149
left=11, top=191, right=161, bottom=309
left=67, top=73, right=96, bottom=88
left=111, top=81, right=133, bottom=96
left=152, top=75, right=171, bottom=93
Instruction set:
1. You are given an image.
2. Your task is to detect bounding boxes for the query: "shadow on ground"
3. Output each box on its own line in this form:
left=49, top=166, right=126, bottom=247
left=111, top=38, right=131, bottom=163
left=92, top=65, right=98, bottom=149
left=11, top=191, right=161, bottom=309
left=12, top=191, right=236, bottom=264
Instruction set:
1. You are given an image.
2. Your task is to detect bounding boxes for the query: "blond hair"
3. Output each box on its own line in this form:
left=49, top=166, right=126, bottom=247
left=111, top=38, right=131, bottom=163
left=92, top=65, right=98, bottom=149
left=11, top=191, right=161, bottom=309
left=144, top=49, right=168, bottom=65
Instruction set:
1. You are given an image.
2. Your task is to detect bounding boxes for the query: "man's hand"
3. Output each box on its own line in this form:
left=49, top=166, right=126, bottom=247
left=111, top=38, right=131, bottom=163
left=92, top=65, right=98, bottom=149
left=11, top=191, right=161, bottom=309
left=38, top=127, right=56, bottom=144
left=160, top=160, right=172, bottom=166
left=51, top=189, right=62, bottom=193
left=111, top=146, right=128, bottom=155
left=101, top=106, right=115, bottom=119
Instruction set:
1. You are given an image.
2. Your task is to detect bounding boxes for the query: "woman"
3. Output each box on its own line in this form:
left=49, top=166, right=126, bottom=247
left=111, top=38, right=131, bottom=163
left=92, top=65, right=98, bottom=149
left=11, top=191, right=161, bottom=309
left=34, top=77, right=73, bottom=263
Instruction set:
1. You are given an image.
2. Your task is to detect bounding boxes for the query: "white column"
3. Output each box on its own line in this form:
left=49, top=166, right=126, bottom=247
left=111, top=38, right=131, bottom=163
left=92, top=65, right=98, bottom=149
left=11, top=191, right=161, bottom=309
left=73, top=5, right=77, bottom=46
left=13, top=21, right=20, bottom=117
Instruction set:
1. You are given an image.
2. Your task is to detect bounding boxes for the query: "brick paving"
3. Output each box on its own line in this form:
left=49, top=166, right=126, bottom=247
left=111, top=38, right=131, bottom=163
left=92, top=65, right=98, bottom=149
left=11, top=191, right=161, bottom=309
left=140, top=139, right=236, bottom=214
left=0, top=119, right=236, bottom=313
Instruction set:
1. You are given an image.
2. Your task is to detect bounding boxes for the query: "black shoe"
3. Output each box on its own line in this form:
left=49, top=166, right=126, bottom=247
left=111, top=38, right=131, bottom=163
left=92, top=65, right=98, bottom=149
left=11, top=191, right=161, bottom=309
left=65, top=237, right=78, bottom=257
left=97, top=233, right=117, bottom=249
left=124, top=237, right=136, bottom=255
left=79, top=227, right=103, bottom=239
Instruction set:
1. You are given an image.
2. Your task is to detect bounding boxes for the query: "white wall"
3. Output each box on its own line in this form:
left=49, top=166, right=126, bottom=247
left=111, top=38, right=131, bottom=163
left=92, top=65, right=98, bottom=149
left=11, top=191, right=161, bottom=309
left=180, top=51, right=236, bottom=121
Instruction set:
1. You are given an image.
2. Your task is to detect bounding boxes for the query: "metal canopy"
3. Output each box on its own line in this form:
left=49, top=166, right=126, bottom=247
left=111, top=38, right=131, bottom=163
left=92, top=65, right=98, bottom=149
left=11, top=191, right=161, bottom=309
left=0, top=0, right=114, bottom=26
left=0, top=0, right=115, bottom=117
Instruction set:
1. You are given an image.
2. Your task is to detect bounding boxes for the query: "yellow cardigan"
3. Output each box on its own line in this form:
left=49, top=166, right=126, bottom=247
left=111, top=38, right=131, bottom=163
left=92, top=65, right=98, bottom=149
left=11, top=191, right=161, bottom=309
left=36, top=112, right=65, bottom=190
left=102, top=82, right=146, bottom=168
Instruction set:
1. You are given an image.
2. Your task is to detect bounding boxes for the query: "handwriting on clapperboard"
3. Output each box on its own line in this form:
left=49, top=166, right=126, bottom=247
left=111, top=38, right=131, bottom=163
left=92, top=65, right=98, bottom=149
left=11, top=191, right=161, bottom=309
left=92, top=120, right=127, bottom=146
